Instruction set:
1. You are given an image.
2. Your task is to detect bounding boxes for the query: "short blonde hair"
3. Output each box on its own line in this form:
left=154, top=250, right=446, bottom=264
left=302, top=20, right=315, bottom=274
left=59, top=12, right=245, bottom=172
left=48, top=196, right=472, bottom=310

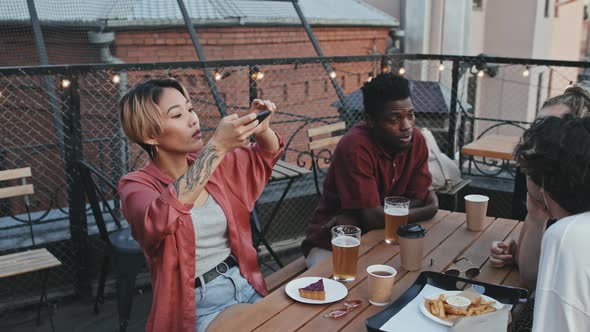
left=119, top=79, right=190, bottom=157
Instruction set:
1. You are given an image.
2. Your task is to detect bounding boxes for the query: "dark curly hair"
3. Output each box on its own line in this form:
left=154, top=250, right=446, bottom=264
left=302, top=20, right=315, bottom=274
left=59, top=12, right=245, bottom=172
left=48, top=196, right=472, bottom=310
left=361, top=73, right=410, bottom=116
left=514, top=114, right=590, bottom=214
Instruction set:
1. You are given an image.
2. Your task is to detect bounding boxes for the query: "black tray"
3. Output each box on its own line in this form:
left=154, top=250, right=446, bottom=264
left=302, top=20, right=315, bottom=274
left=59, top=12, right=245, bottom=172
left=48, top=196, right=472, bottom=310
left=365, top=271, right=528, bottom=332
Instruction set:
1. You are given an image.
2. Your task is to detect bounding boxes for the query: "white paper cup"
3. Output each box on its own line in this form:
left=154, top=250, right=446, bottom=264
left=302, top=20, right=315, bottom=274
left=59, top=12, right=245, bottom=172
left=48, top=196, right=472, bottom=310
left=465, top=194, right=489, bottom=231
left=367, top=265, right=397, bottom=306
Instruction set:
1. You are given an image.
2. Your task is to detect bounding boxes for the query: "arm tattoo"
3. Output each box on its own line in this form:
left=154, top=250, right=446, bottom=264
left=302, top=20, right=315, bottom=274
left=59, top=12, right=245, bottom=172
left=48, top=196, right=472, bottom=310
left=173, top=144, right=221, bottom=197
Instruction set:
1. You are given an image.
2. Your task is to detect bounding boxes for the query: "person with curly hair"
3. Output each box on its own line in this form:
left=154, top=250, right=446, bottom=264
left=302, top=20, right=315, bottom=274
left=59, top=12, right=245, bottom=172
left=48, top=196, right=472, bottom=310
left=511, top=115, right=590, bottom=331
left=302, top=73, right=438, bottom=267
left=490, top=86, right=590, bottom=290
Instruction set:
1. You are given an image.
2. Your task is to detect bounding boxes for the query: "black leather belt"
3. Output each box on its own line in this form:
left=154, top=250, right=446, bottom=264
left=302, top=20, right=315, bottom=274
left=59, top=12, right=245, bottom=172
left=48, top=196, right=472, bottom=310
left=195, top=256, right=238, bottom=288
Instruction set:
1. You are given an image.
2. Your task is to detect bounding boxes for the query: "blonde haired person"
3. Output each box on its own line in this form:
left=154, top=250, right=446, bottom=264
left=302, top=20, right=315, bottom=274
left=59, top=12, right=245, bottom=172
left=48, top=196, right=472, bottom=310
left=118, top=79, right=283, bottom=332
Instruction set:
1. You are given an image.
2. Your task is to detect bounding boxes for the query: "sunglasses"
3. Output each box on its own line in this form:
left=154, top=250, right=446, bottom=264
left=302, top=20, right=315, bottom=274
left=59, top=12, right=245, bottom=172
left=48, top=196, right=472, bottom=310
left=323, top=299, right=363, bottom=318
left=443, top=257, right=481, bottom=279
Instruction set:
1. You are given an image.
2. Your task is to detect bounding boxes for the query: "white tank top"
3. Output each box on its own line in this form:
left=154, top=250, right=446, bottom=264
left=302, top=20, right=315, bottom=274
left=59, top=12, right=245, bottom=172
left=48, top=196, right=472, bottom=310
left=190, top=194, right=231, bottom=277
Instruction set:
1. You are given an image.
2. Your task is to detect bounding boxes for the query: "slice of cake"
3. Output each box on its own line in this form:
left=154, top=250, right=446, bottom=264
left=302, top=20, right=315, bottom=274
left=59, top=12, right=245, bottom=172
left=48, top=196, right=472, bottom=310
left=298, top=279, right=326, bottom=301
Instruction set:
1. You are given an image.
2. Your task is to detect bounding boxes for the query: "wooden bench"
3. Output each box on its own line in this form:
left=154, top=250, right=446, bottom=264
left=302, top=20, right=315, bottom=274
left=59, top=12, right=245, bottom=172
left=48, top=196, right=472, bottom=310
left=0, top=248, right=62, bottom=331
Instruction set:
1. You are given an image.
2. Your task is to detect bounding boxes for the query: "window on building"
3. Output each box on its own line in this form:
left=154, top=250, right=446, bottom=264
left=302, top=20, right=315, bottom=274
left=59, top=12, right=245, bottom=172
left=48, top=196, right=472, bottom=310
left=473, top=0, right=484, bottom=11
left=545, top=0, right=550, bottom=17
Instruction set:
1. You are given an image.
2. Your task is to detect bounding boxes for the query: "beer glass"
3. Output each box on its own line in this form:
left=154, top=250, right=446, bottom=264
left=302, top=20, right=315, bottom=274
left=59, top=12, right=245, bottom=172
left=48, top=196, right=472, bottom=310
left=384, top=196, right=410, bottom=244
left=331, top=225, right=361, bottom=282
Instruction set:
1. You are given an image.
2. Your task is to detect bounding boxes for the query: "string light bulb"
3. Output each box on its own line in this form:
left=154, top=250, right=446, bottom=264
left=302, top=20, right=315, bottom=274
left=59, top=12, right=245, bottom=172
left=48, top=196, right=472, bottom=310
left=477, top=70, right=485, bottom=78
left=522, top=66, right=530, bottom=77
left=214, top=71, right=223, bottom=81
left=61, top=79, right=71, bottom=88
left=366, top=72, right=373, bottom=82
left=112, top=74, right=121, bottom=84
left=438, top=62, right=445, bottom=72
left=398, top=67, right=406, bottom=75
left=329, top=71, right=337, bottom=79
left=382, top=66, right=390, bottom=73
left=251, top=71, right=264, bottom=80
left=568, top=81, right=574, bottom=88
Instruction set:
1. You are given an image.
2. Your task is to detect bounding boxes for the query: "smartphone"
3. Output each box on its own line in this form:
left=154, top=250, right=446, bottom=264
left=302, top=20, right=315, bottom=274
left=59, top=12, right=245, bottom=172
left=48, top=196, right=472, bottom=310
left=250, top=110, right=271, bottom=125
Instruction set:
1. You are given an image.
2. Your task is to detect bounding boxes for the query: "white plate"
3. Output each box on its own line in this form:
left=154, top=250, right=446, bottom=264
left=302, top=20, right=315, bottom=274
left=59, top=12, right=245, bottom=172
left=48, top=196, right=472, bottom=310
left=285, top=277, right=348, bottom=304
left=419, top=291, right=504, bottom=326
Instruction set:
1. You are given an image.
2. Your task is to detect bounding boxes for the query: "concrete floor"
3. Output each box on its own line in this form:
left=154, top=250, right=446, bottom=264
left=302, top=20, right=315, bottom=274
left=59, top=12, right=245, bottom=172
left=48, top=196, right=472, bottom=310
left=0, top=250, right=303, bottom=332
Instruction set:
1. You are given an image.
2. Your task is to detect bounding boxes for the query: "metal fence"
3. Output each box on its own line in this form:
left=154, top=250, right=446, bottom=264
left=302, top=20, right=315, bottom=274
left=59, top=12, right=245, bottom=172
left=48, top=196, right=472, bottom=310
left=1, top=53, right=590, bottom=311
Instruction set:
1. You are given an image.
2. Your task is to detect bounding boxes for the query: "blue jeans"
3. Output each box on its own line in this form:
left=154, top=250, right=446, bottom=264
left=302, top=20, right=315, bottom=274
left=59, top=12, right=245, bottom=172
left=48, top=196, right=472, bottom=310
left=195, top=265, right=263, bottom=332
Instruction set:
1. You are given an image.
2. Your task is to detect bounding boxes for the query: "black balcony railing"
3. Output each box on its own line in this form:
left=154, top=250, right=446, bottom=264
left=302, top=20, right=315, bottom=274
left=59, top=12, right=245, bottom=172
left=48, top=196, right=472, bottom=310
left=1, top=53, right=589, bottom=308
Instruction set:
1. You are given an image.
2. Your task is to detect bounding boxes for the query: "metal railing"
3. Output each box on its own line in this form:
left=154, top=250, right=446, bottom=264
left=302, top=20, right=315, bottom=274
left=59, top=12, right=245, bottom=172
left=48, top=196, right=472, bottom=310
left=1, top=53, right=589, bottom=308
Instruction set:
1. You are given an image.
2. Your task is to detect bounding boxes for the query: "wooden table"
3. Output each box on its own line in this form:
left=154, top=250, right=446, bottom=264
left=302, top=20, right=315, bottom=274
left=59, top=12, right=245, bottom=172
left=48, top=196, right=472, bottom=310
left=222, top=211, right=525, bottom=331
left=461, top=135, right=520, bottom=161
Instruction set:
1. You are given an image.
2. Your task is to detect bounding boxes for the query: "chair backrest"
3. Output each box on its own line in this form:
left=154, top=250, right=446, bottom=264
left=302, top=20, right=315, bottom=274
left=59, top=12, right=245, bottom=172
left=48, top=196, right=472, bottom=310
left=0, top=167, right=37, bottom=245
left=0, top=167, right=34, bottom=200
left=77, top=160, right=123, bottom=243
left=307, top=122, right=346, bottom=195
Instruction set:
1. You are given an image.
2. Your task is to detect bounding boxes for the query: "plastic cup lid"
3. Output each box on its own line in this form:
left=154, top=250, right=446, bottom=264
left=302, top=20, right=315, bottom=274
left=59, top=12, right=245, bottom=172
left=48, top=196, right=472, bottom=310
left=397, top=223, right=427, bottom=238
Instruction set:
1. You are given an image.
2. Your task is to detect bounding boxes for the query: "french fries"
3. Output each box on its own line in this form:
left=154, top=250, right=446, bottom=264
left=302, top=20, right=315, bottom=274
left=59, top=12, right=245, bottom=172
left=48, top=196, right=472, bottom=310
left=425, top=294, right=497, bottom=320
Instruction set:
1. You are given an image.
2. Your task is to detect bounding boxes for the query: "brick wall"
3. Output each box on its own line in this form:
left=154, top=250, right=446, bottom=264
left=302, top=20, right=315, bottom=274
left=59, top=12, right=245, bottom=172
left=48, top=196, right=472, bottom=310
left=0, top=24, right=389, bottom=216
left=114, top=26, right=389, bottom=62
left=0, top=26, right=101, bottom=66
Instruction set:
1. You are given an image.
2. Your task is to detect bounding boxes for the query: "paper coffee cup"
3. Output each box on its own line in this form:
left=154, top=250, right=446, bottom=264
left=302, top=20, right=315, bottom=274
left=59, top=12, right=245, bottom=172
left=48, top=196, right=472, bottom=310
left=465, top=194, right=489, bottom=231
left=367, top=265, right=397, bottom=306
left=397, top=224, right=427, bottom=271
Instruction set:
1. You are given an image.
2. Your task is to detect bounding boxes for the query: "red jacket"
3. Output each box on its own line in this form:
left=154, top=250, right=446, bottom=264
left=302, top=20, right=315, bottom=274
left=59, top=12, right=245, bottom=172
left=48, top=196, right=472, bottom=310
left=118, top=134, right=284, bottom=332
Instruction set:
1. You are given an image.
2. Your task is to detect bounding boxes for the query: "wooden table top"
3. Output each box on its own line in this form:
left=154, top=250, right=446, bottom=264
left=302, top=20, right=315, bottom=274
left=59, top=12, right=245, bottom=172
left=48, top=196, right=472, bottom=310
left=270, top=160, right=311, bottom=182
left=219, top=211, right=525, bottom=331
left=461, top=135, right=520, bottom=161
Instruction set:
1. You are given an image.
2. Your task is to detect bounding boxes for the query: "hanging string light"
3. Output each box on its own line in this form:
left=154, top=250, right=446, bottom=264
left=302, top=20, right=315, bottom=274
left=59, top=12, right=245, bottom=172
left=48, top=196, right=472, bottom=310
left=112, top=74, right=121, bottom=84
left=250, top=66, right=265, bottom=80
left=438, top=61, right=445, bottom=72
left=398, top=67, right=406, bottom=75
left=61, top=79, right=71, bottom=88
left=522, top=66, right=530, bottom=77
left=477, top=70, right=485, bottom=78
left=214, top=71, right=223, bottom=81
left=329, top=71, right=337, bottom=79
left=366, top=72, right=374, bottom=82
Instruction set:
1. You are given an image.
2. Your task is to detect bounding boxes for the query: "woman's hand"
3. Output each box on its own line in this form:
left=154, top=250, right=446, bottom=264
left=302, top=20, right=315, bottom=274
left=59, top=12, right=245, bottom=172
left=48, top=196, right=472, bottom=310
left=490, top=239, right=517, bottom=268
left=209, top=113, right=259, bottom=153
left=250, top=99, right=276, bottom=135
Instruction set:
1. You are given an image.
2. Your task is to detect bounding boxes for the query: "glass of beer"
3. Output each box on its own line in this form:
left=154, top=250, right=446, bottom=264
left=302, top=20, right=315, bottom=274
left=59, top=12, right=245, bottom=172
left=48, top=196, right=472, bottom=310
left=384, top=196, right=410, bottom=244
left=331, top=225, right=361, bottom=282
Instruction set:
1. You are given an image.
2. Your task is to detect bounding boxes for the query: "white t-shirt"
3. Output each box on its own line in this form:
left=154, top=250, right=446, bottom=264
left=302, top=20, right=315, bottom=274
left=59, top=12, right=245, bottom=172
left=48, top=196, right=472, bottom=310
left=532, top=211, right=590, bottom=332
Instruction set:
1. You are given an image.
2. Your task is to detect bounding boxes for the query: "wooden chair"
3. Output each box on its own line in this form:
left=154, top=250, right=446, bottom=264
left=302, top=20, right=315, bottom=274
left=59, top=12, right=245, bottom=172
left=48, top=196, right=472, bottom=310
left=0, top=249, right=62, bottom=331
left=307, top=122, right=346, bottom=195
left=0, top=167, right=62, bottom=331
left=0, top=167, right=36, bottom=245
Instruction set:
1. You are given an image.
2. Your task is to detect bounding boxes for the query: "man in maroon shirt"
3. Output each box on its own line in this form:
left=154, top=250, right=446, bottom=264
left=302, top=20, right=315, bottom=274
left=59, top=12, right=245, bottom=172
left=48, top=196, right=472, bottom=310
left=302, top=73, right=438, bottom=267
